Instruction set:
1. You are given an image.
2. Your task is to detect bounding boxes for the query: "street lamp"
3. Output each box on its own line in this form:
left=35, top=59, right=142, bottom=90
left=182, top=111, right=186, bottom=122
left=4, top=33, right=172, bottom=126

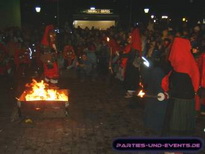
left=35, top=6, right=41, bottom=13
left=144, top=8, right=149, bottom=14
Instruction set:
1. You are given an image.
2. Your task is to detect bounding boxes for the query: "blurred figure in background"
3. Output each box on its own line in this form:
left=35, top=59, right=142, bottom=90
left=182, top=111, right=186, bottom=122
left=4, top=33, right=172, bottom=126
left=63, top=39, right=76, bottom=70
left=76, top=52, right=92, bottom=82
left=122, top=27, right=142, bottom=98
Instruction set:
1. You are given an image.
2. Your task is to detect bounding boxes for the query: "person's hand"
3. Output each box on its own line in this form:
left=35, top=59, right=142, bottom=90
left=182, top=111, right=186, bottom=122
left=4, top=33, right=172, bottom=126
left=157, top=92, right=169, bottom=101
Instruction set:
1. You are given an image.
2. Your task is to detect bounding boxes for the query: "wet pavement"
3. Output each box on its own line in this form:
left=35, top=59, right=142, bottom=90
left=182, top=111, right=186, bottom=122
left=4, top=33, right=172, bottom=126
left=0, top=70, right=205, bottom=154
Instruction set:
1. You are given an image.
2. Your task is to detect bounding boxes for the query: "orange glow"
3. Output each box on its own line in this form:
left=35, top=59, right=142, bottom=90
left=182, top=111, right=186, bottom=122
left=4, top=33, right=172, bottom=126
left=137, top=90, right=145, bottom=98
left=25, top=79, right=68, bottom=101
left=139, top=82, right=144, bottom=88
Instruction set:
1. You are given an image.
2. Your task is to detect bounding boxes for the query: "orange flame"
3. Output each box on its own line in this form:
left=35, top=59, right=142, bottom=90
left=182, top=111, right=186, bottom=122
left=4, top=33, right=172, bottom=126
left=137, top=90, right=145, bottom=98
left=25, top=79, right=68, bottom=101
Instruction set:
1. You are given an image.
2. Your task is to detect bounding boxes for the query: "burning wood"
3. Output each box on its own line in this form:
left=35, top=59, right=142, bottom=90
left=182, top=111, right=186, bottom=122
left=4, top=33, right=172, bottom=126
left=24, top=79, right=68, bottom=101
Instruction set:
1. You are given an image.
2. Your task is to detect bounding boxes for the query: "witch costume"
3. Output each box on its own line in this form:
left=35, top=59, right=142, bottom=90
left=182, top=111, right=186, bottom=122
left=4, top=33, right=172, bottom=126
left=123, top=28, right=142, bottom=98
left=161, top=37, right=200, bottom=136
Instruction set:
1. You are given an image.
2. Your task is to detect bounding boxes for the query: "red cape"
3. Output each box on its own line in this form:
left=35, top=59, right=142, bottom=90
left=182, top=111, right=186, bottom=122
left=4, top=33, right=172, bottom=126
left=162, top=37, right=200, bottom=92
left=130, top=28, right=142, bottom=52
left=197, top=53, right=205, bottom=88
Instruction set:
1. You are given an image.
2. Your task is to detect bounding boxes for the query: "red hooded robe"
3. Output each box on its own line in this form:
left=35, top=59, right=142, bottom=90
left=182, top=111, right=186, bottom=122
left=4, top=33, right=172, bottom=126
left=161, top=37, right=200, bottom=110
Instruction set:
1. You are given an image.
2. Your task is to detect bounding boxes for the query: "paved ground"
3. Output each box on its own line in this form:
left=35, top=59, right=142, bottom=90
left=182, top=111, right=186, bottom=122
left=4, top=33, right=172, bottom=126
left=0, top=70, right=205, bottom=154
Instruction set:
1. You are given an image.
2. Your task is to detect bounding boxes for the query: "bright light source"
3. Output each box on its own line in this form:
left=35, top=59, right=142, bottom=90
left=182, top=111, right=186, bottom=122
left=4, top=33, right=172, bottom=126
left=55, top=29, right=60, bottom=33
left=197, top=21, right=201, bottom=24
left=144, top=8, right=149, bottom=14
left=90, top=7, right=95, bottom=10
left=203, top=19, right=205, bottom=24
left=151, top=15, right=154, bottom=19
left=154, top=19, right=156, bottom=23
left=35, top=6, right=41, bottom=13
left=162, top=16, right=168, bottom=19
left=182, top=18, right=186, bottom=22
left=142, top=57, right=150, bottom=67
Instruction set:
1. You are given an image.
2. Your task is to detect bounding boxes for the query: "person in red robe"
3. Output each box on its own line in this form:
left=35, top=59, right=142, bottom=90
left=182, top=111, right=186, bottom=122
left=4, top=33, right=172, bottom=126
left=40, top=25, right=59, bottom=85
left=197, top=51, right=205, bottom=115
left=121, top=27, right=142, bottom=98
left=161, top=37, right=200, bottom=136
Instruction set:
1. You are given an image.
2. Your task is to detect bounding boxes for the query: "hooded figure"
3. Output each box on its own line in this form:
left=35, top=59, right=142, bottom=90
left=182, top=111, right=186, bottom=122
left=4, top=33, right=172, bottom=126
left=161, top=37, right=200, bottom=136
left=41, top=25, right=59, bottom=85
left=41, top=25, right=57, bottom=53
left=122, top=28, right=142, bottom=98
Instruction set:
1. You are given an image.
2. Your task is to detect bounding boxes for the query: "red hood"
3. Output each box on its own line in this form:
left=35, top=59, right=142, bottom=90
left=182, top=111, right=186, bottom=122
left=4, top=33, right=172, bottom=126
left=41, top=25, right=54, bottom=47
left=162, top=37, right=200, bottom=92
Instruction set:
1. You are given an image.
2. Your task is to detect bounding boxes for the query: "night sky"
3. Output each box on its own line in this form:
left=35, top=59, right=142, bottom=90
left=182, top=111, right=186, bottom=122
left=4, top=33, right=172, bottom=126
left=21, top=0, right=205, bottom=26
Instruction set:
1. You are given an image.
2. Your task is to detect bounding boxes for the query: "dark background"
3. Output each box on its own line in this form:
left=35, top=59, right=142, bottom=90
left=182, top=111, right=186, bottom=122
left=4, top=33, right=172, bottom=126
left=20, top=0, right=205, bottom=27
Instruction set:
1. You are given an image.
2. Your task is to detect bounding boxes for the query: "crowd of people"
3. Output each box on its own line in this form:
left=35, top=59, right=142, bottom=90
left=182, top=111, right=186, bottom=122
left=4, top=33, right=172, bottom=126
left=0, top=20, right=205, bottom=141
